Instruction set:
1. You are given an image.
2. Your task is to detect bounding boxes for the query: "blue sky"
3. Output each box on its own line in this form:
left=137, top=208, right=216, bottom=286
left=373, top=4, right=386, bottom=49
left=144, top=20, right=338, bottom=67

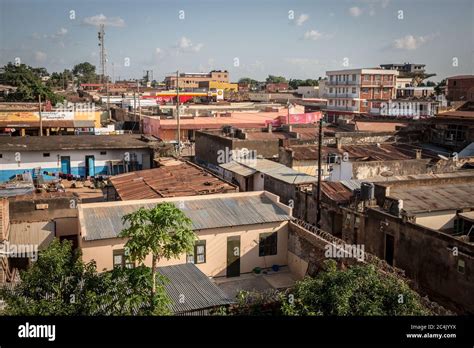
left=0, top=0, right=472, bottom=82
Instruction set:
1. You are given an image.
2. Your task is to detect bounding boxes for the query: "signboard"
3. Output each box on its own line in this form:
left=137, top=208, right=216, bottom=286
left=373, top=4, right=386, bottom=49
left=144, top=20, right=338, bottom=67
left=35, top=112, right=74, bottom=120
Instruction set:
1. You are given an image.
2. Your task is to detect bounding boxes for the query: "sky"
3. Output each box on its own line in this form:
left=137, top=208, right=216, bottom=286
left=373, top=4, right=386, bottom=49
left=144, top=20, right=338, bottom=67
left=0, top=0, right=473, bottom=82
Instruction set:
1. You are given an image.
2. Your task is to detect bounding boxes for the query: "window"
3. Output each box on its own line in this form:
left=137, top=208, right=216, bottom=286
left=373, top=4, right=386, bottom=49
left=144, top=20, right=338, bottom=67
left=352, top=74, right=356, bottom=81
left=352, top=100, right=356, bottom=106
left=43, top=153, right=50, bottom=157
left=113, top=249, right=134, bottom=269
left=364, top=75, right=370, bottom=81
left=362, top=87, right=369, bottom=93
left=100, top=151, right=107, bottom=155
left=352, top=87, right=356, bottom=94
left=259, top=232, right=277, bottom=256
left=458, top=259, right=465, bottom=274
left=188, top=240, right=206, bottom=264
left=329, top=88, right=333, bottom=93
left=0, top=154, right=2, bottom=158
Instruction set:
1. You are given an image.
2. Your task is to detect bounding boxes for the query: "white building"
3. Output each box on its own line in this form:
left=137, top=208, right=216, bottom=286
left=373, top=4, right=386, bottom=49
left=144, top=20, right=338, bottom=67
left=0, top=135, right=156, bottom=183
left=297, top=86, right=319, bottom=98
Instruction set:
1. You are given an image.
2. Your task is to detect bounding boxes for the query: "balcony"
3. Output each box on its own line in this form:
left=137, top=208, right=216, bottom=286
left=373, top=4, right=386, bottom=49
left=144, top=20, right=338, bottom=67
left=326, top=105, right=358, bottom=112
left=327, top=80, right=359, bottom=86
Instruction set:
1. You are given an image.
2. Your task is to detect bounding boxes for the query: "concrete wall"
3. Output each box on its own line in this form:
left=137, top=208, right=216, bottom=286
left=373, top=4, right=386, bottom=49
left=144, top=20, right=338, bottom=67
left=0, top=149, right=151, bottom=183
left=363, top=208, right=474, bottom=313
left=81, top=221, right=289, bottom=277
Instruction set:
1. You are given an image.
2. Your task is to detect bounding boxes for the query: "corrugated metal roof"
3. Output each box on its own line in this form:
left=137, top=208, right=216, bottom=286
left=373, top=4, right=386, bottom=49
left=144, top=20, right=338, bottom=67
left=9, top=221, right=55, bottom=250
left=110, top=161, right=237, bottom=200
left=389, top=183, right=474, bottom=213
left=157, top=263, right=234, bottom=314
left=81, top=193, right=291, bottom=241
left=321, top=181, right=353, bottom=203
left=220, top=159, right=317, bottom=185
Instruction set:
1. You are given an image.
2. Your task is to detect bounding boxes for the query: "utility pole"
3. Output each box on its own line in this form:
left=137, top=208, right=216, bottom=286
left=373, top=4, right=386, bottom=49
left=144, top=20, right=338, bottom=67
left=316, top=116, right=323, bottom=228
left=287, top=99, right=291, bottom=125
left=38, top=94, right=43, bottom=136
left=176, top=70, right=181, bottom=155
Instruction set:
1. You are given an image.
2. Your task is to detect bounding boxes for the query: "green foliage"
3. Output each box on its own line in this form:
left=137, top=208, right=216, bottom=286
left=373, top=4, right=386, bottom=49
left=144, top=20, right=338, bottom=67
left=289, top=78, right=319, bottom=89
left=72, top=62, right=98, bottom=84
left=266, top=75, right=287, bottom=84
left=434, top=79, right=447, bottom=95
left=119, top=202, right=196, bottom=264
left=0, top=239, right=171, bottom=315
left=238, top=77, right=259, bottom=86
left=119, top=202, right=197, bottom=309
left=282, top=260, right=432, bottom=316
left=0, top=62, right=63, bottom=104
left=220, top=289, right=284, bottom=316
left=47, top=69, right=74, bottom=89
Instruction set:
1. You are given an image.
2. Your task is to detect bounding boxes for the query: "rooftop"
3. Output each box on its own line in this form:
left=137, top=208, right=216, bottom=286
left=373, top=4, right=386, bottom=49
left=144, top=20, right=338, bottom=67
left=0, top=135, right=157, bottom=152
left=388, top=183, right=474, bottom=214
left=79, top=191, right=292, bottom=241
left=109, top=161, right=237, bottom=200
left=157, top=263, right=234, bottom=314
left=220, top=158, right=317, bottom=185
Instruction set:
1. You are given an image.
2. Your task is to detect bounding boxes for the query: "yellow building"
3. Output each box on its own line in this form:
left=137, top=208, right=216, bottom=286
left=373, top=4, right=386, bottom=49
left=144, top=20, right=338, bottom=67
left=199, top=81, right=238, bottom=91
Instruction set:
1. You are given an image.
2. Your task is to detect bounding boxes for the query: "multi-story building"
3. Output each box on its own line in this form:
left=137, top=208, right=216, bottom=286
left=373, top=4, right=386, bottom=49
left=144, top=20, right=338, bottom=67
left=446, top=75, right=474, bottom=101
left=325, top=68, right=399, bottom=121
left=164, top=70, right=229, bottom=89
left=380, top=63, right=426, bottom=75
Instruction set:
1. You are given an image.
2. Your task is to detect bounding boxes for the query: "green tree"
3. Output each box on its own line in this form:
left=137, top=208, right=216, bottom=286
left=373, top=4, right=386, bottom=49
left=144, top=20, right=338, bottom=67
left=238, top=77, right=259, bottom=85
left=0, top=239, right=170, bottom=315
left=119, top=203, right=197, bottom=308
left=281, top=260, right=432, bottom=316
left=266, top=75, right=287, bottom=84
left=434, top=79, right=447, bottom=95
left=0, top=62, right=63, bottom=104
left=72, top=62, right=98, bottom=84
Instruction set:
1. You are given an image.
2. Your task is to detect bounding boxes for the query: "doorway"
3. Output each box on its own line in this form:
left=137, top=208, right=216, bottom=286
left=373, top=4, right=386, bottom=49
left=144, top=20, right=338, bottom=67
left=85, top=155, right=95, bottom=177
left=60, top=156, right=71, bottom=174
left=385, top=234, right=394, bottom=266
left=226, top=236, right=241, bottom=277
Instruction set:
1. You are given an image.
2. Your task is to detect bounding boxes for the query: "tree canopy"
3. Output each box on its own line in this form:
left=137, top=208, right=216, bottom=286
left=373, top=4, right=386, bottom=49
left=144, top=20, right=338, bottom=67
left=72, top=62, right=99, bottom=84
left=289, top=78, right=319, bottom=89
left=0, top=239, right=170, bottom=315
left=281, top=260, right=431, bottom=316
left=266, top=75, right=287, bottom=84
left=119, top=203, right=197, bottom=307
left=0, top=62, right=63, bottom=104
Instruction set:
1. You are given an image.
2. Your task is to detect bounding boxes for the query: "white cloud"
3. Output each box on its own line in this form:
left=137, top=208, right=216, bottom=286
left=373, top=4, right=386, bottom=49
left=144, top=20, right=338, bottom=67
left=304, top=30, right=323, bottom=41
left=34, top=51, right=47, bottom=63
left=83, top=14, right=125, bottom=27
left=392, top=34, right=436, bottom=50
left=349, top=6, right=363, bottom=17
left=285, top=58, right=320, bottom=65
left=296, top=14, right=309, bottom=26
left=56, top=28, right=68, bottom=37
left=176, top=36, right=203, bottom=53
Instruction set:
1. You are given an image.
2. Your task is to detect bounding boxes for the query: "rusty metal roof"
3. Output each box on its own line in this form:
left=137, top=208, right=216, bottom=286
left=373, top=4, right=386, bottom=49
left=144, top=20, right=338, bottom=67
left=110, top=161, right=237, bottom=200
left=0, top=135, right=155, bottom=152
left=321, top=181, right=353, bottom=204
left=80, top=192, right=292, bottom=241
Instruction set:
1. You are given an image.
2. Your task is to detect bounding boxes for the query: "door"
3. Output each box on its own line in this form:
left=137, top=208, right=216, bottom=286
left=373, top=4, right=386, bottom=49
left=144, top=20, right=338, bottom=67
left=60, top=156, right=71, bottom=174
left=85, top=155, right=95, bottom=177
left=385, top=234, right=394, bottom=266
left=226, top=236, right=241, bottom=277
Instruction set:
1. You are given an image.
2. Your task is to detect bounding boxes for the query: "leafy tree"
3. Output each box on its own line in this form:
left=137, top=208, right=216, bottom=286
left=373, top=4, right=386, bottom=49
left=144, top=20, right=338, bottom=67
left=266, top=75, right=287, bottom=84
left=0, top=239, right=170, bottom=315
left=119, top=203, right=197, bottom=309
left=434, top=79, right=447, bottom=95
left=238, top=77, right=259, bottom=85
left=72, top=62, right=98, bottom=84
left=289, top=78, right=319, bottom=89
left=47, top=69, right=74, bottom=89
left=0, top=62, right=63, bottom=104
left=281, top=260, right=432, bottom=316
